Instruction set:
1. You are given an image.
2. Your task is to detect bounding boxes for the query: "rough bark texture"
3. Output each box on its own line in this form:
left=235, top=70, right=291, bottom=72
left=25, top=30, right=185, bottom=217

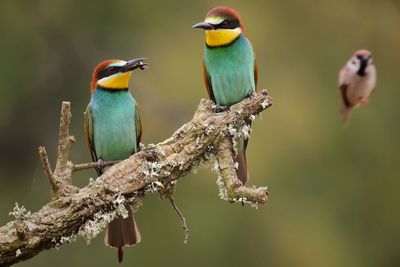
left=0, top=91, right=272, bottom=266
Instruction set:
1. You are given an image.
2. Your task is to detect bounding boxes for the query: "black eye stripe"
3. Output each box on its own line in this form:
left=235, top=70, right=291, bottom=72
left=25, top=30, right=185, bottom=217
left=214, top=19, right=240, bottom=30
left=230, top=19, right=240, bottom=28
left=97, top=66, right=121, bottom=79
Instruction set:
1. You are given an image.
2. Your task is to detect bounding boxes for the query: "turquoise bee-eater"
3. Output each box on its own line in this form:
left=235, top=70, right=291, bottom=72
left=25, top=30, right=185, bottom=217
left=84, top=58, right=148, bottom=262
left=193, top=6, right=258, bottom=184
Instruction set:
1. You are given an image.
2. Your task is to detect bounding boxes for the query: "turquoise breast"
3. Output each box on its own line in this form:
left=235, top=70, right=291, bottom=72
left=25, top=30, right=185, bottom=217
left=90, top=88, right=138, bottom=161
left=204, top=34, right=255, bottom=106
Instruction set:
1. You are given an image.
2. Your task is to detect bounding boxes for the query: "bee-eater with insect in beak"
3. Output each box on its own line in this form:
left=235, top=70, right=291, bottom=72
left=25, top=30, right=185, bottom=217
left=84, top=57, right=148, bottom=262
left=193, top=6, right=258, bottom=184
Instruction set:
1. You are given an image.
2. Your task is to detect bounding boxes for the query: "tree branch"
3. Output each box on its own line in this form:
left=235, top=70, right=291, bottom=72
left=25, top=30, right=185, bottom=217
left=72, top=160, right=121, bottom=172
left=216, top=138, right=268, bottom=205
left=168, top=196, right=190, bottom=244
left=37, top=146, right=55, bottom=189
left=0, top=90, right=272, bottom=266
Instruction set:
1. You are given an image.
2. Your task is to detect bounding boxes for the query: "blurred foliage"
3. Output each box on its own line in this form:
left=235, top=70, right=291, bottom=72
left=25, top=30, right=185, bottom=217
left=0, top=0, right=400, bottom=266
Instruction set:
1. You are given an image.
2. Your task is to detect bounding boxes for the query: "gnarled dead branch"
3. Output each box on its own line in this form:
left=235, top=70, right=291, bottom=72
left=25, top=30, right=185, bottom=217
left=0, top=90, right=272, bottom=266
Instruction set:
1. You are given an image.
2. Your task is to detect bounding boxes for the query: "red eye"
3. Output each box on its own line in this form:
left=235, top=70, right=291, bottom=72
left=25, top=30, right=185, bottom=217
left=108, top=67, right=117, bottom=73
left=221, top=20, right=229, bottom=27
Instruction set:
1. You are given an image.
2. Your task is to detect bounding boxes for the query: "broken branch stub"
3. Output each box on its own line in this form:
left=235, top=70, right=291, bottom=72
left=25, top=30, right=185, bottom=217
left=0, top=90, right=272, bottom=266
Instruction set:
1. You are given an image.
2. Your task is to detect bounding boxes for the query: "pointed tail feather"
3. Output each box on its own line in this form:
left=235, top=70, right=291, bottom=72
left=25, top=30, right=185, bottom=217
left=118, top=247, right=123, bottom=263
left=104, top=207, right=141, bottom=262
left=235, top=150, right=249, bottom=185
left=340, top=104, right=352, bottom=124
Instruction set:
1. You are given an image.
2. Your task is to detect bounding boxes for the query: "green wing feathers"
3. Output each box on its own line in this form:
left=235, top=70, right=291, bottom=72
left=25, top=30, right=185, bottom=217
left=202, top=61, right=215, bottom=102
left=135, top=107, right=142, bottom=150
left=84, top=105, right=98, bottom=164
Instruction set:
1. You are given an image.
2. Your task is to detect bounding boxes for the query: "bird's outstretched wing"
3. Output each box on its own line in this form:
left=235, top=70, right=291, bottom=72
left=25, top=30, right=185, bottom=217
left=339, top=83, right=353, bottom=123
left=202, top=61, right=216, bottom=103
left=84, top=105, right=100, bottom=175
left=339, top=84, right=351, bottom=108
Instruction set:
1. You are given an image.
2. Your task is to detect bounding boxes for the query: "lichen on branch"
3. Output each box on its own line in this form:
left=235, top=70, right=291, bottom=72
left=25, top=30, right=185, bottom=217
left=0, top=90, right=272, bottom=266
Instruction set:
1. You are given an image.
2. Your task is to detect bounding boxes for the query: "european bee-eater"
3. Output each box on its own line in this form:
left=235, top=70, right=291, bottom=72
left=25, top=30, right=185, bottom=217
left=193, top=6, right=257, bottom=184
left=338, top=49, right=377, bottom=123
left=84, top=58, right=148, bottom=262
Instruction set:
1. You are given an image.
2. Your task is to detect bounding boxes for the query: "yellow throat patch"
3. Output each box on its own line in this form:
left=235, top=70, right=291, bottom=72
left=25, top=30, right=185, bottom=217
left=97, top=72, right=132, bottom=89
left=205, top=28, right=241, bottom=47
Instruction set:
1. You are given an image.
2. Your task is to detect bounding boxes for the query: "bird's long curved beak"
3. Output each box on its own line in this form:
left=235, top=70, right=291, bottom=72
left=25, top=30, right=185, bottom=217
left=192, top=21, right=214, bottom=30
left=122, top=58, right=149, bottom=72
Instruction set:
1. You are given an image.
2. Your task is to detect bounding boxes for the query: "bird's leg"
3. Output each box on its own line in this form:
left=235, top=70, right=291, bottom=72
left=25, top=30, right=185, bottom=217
left=212, top=104, right=229, bottom=113
left=97, top=158, right=105, bottom=173
left=247, top=91, right=256, bottom=98
left=359, top=98, right=369, bottom=105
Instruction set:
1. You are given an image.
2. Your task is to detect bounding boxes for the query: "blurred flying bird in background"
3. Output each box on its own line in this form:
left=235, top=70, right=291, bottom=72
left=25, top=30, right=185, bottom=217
left=338, top=49, right=377, bottom=123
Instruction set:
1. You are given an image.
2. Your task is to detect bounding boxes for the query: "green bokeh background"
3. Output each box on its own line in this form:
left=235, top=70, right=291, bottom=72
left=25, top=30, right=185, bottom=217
left=1, top=0, right=399, bottom=266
